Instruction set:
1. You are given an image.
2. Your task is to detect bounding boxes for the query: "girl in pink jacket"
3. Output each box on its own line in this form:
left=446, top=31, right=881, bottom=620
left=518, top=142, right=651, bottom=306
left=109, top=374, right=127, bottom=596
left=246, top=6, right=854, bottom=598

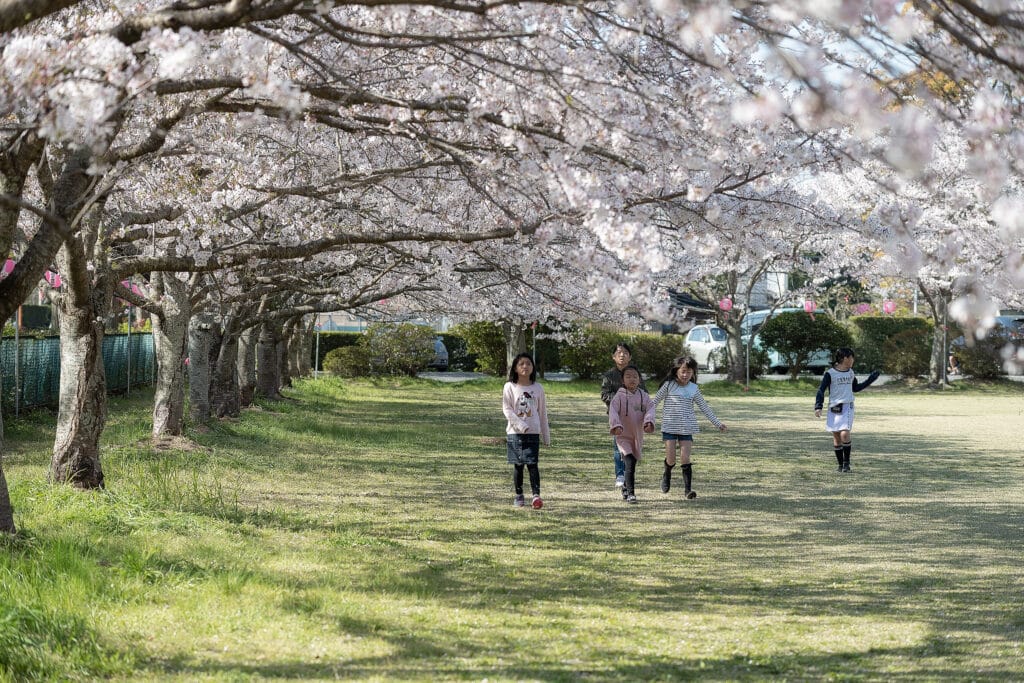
left=609, top=366, right=655, bottom=504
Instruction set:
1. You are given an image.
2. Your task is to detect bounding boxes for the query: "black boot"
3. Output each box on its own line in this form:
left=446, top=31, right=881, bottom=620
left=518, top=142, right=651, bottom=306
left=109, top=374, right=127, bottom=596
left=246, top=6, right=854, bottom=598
left=661, top=460, right=675, bottom=493
left=842, top=443, right=852, bottom=472
left=681, top=463, right=696, bottom=499
left=834, top=446, right=844, bottom=472
left=624, top=454, right=638, bottom=504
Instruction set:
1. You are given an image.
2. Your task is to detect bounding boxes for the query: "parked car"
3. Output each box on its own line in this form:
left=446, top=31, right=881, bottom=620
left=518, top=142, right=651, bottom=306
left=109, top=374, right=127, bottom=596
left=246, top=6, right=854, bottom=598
left=684, top=324, right=728, bottom=373
left=740, top=307, right=833, bottom=374
left=427, top=336, right=449, bottom=371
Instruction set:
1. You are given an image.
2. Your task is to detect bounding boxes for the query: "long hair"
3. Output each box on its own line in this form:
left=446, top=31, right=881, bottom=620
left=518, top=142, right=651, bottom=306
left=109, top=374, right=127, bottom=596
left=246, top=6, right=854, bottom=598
left=660, top=355, right=699, bottom=386
left=508, top=353, right=537, bottom=383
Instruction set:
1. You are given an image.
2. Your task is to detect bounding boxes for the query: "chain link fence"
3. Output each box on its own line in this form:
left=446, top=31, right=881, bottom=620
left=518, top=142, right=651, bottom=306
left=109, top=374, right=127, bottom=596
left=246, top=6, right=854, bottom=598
left=1, top=333, right=156, bottom=416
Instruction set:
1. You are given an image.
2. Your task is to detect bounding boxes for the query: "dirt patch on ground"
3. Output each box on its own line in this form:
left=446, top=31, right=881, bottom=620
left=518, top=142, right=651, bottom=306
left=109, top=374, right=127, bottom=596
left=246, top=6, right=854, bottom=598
left=478, top=437, right=505, bottom=446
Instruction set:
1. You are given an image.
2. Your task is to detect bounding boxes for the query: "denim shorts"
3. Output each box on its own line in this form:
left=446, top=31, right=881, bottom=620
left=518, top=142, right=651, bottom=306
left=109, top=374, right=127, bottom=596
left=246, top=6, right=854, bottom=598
left=662, top=432, right=693, bottom=442
left=506, top=433, right=540, bottom=465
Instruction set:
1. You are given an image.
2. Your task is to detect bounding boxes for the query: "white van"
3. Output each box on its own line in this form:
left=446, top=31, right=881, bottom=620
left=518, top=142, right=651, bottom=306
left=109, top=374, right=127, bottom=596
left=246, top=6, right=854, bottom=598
left=740, top=308, right=833, bottom=374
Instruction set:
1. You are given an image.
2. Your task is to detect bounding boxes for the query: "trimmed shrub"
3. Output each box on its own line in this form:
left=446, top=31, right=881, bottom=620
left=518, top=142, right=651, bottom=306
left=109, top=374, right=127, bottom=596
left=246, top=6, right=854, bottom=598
left=450, top=321, right=506, bottom=375
left=560, top=329, right=684, bottom=380
left=362, top=322, right=437, bottom=376
left=631, top=333, right=686, bottom=379
left=439, top=332, right=472, bottom=371
left=850, top=316, right=933, bottom=373
left=560, top=328, right=620, bottom=380
left=323, top=345, right=370, bottom=377
left=882, top=327, right=931, bottom=377
left=759, top=312, right=852, bottom=378
left=311, top=331, right=361, bottom=372
left=957, top=331, right=1010, bottom=379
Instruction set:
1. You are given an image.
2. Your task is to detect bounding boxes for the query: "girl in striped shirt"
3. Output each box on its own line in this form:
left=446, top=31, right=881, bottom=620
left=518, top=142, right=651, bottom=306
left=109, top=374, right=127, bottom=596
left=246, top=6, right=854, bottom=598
left=652, top=356, right=727, bottom=499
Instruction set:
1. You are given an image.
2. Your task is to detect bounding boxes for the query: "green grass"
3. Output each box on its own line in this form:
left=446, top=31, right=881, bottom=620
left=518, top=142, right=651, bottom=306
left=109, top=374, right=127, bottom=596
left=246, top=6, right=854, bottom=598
left=2, top=376, right=1024, bottom=681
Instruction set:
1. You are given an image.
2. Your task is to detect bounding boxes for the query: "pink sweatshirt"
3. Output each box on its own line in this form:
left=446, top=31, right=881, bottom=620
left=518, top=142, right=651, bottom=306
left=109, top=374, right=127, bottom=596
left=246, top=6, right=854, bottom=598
left=608, top=387, right=655, bottom=460
left=502, top=381, right=550, bottom=446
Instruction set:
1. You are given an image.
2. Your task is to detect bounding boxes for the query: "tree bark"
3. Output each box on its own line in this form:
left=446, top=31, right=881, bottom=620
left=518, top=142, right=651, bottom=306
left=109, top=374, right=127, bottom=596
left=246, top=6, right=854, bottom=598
left=0, top=365, right=14, bottom=532
left=188, top=313, right=214, bottom=423
left=918, top=282, right=950, bottom=385
left=0, top=453, right=13, bottom=533
left=256, top=323, right=282, bottom=399
left=212, top=330, right=241, bottom=417
left=50, top=303, right=106, bottom=488
left=278, top=318, right=296, bottom=389
left=296, top=315, right=315, bottom=376
left=151, top=273, right=190, bottom=437
left=501, top=321, right=527, bottom=374
left=237, top=328, right=257, bottom=407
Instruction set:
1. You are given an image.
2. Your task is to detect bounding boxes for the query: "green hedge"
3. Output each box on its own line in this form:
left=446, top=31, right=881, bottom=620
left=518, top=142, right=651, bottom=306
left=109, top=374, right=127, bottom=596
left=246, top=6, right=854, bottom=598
left=311, top=332, right=361, bottom=372
left=560, top=328, right=685, bottom=380
left=849, top=316, right=933, bottom=373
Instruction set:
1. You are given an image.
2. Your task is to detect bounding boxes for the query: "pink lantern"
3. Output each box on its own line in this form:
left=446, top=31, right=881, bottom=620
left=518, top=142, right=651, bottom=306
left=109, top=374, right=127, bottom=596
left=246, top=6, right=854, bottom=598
left=44, top=270, right=62, bottom=288
left=2, top=259, right=14, bottom=277
left=882, top=300, right=896, bottom=314
left=718, top=297, right=733, bottom=311
left=803, top=300, right=817, bottom=313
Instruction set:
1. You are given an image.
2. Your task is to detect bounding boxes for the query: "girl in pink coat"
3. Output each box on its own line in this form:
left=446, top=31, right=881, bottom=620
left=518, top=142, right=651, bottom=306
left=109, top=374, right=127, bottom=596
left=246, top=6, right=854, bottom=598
left=609, top=366, right=656, bottom=504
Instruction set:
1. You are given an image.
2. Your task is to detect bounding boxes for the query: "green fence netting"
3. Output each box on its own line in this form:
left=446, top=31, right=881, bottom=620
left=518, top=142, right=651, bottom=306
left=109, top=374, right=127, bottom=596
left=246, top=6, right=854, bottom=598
left=1, top=333, right=156, bottom=415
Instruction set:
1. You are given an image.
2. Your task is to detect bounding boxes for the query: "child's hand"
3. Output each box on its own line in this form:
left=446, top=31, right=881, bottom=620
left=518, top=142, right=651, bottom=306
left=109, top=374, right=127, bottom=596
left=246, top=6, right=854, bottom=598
left=611, top=426, right=623, bottom=436
left=718, top=424, right=727, bottom=432
left=814, top=409, right=822, bottom=418
left=643, top=422, right=654, bottom=433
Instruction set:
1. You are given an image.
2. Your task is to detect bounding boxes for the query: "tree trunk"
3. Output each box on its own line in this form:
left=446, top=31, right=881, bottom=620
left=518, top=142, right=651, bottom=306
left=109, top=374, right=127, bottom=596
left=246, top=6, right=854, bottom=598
left=296, top=316, right=315, bottom=376
left=277, top=332, right=291, bottom=388
left=501, top=321, right=527, bottom=374
left=150, top=274, right=190, bottom=437
left=212, top=332, right=241, bottom=418
left=0, top=374, right=14, bottom=532
left=724, top=318, right=747, bottom=383
left=929, top=295, right=949, bottom=385
left=256, top=324, right=282, bottom=399
left=237, top=328, right=257, bottom=407
left=188, top=313, right=214, bottom=424
left=0, top=453, right=14, bottom=533
left=919, top=283, right=950, bottom=385
left=50, top=304, right=106, bottom=489
left=277, top=319, right=294, bottom=389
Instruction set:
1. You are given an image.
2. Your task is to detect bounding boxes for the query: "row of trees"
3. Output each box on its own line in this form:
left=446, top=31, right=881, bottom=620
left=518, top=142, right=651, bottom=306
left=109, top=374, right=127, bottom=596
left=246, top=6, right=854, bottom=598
left=2, top=2, right=1023, bottom=534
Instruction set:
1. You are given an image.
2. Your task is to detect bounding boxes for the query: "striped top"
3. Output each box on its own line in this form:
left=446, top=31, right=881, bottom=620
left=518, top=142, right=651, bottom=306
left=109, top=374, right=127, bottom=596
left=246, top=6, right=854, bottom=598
left=652, top=380, right=722, bottom=435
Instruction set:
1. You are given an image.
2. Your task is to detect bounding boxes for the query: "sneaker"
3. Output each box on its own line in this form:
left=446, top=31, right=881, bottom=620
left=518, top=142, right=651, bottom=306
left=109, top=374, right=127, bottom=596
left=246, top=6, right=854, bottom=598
left=514, top=494, right=525, bottom=507
left=615, top=476, right=625, bottom=488
left=685, top=490, right=697, bottom=500
left=622, top=487, right=629, bottom=501
left=626, top=494, right=637, bottom=504
left=532, top=495, right=543, bottom=509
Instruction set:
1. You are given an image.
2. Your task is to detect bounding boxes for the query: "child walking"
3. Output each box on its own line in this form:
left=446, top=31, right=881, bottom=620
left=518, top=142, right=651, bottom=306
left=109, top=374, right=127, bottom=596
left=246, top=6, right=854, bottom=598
left=608, top=366, right=656, bottom=504
left=814, top=348, right=880, bottom=472
left=600, top=342, right=647, bottom=488
left=652, top=356, right=727, bottom=499
left=502, top=353, right=550, bottom=509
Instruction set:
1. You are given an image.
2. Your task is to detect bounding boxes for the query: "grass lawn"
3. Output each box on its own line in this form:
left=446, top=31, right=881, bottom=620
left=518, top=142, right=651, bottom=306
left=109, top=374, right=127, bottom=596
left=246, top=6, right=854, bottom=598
left=2, top=376, right=1023, bottom=681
